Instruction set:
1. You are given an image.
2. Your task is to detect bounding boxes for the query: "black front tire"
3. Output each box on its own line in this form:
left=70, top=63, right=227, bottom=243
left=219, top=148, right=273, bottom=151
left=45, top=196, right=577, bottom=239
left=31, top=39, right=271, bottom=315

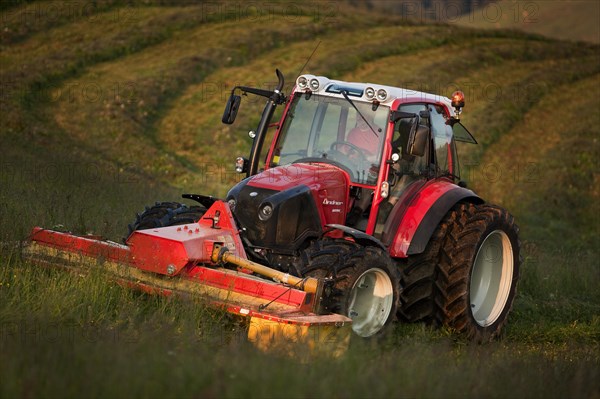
left=302, top=239, right=401, bottom=338
left=126, top=202, right=206, bottom=238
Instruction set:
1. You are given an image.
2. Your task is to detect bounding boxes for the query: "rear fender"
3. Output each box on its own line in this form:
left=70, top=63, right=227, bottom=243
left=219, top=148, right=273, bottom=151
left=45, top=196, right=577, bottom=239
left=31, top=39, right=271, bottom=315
left=387, top=180, right=482, bottom=258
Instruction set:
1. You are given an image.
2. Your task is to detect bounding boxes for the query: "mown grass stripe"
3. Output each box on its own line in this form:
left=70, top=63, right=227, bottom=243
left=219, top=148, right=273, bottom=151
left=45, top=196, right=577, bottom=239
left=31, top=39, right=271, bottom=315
left=45, top=16, right=362, bottom=180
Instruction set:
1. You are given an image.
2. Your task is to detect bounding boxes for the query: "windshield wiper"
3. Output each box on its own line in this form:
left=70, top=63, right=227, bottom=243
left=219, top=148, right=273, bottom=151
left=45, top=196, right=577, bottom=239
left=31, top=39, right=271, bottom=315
left=340, top=90, right=379, bottom=137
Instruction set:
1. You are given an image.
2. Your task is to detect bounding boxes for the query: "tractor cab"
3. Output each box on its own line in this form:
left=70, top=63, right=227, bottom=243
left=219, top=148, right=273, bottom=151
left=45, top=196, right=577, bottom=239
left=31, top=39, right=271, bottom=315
left=224, top=72, right=478, bottom=256
left=266, top=80, right=388, bottom=232
left=253, top=75, right=475, bottom=237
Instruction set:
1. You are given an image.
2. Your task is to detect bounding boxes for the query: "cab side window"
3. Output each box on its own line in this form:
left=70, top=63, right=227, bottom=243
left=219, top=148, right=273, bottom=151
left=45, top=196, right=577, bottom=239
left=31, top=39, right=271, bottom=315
left=396, top=104, right=429, bottom=176
left=428, top=104, right=458, bottom=178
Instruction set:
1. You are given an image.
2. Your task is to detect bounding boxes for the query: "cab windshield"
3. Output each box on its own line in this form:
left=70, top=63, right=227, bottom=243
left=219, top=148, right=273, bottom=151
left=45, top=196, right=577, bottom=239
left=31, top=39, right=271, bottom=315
left=271, top=93, right=389, bottom=185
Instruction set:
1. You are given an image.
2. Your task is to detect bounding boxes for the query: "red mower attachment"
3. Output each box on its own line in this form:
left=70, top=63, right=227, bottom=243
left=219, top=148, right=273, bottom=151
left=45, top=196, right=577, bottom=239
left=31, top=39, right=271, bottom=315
left=25, top=200, right=351, bottom=357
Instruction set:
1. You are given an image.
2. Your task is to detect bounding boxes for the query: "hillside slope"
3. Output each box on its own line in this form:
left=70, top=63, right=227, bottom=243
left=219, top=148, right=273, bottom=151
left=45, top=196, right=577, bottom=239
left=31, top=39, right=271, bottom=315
left=0, top=0, right=597, bottom=251
left=1, top=0, right=597, bottom=260
left=454, top=0, right=600, bottom=44
left=1, top=2, right=599, bottom=398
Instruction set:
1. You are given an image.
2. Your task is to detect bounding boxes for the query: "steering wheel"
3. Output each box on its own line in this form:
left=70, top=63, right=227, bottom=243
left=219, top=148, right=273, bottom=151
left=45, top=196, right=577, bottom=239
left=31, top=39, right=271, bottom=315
left=329, top=141, right=368, bottom=163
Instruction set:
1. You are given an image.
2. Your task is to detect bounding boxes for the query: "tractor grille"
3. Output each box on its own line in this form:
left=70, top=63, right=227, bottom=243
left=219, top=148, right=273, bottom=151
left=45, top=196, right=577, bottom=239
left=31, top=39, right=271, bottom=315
left=234, top=184, right=277, bottom=245
left=228, top=183, right=322, bottom=251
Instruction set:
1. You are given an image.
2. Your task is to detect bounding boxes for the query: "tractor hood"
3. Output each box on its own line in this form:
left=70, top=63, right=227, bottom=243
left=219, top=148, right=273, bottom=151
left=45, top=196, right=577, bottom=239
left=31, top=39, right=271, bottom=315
left=250, top=163, right=350, bottom=194
left=227, top=163, right=351, bottom=251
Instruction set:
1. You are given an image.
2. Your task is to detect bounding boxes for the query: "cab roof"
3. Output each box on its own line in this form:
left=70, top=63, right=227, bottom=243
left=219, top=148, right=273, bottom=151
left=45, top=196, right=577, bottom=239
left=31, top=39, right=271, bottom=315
left=294, top=74, right=453, bottom=109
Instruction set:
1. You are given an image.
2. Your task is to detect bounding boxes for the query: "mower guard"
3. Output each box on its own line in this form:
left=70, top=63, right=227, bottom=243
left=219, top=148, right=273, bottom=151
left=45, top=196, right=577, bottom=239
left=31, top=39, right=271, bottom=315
left=24, top=201, right=351, bottom=357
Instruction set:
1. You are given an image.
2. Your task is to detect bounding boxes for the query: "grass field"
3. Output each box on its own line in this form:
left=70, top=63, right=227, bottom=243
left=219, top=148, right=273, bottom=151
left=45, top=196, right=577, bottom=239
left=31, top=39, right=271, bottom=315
left=1, top=1, right=599, bottom=398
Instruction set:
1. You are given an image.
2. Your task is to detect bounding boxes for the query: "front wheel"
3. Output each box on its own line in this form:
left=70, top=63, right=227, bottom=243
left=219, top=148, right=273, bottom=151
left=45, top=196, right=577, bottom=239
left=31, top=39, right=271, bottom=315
left=346, top=266, right=397, bottom=337
left=302, top=240, right=401, bottom=338
left=126, top=202, right=206, bottom=239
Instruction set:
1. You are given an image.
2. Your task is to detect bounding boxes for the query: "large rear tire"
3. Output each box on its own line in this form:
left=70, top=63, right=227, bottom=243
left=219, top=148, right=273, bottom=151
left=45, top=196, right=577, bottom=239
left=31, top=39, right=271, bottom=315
left=302, top=240, right=401, bottom=338
left=399, top=203, right=521, bottom=341
left=126, top=202, right=206, bottom=238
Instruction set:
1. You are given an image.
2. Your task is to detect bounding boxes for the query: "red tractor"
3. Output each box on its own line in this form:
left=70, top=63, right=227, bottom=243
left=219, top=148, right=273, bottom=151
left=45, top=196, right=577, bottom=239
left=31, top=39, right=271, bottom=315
left=29, top=70, right=520, bottom=350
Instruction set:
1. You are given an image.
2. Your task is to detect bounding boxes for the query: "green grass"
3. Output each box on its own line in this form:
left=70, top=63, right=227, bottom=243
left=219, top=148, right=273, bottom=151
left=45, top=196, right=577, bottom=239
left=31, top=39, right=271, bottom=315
left=1, top=1, right=599, bottom=397
left=0, top=134, right=181, bottom=241
left=47, top=15, right=354, bottom=188
left=1, top=251, right=598, bottom=399
left=474, top=73, right=600, bottom=349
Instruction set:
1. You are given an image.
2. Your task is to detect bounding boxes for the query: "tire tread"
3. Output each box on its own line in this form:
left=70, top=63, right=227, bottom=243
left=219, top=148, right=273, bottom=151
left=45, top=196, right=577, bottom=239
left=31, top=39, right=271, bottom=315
left=399, top=202, right=521, bottom=341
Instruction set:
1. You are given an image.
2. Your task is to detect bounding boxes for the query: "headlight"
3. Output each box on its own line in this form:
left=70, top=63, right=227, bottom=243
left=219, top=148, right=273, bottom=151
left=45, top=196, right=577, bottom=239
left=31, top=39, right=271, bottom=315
left=297, top=76, right=308, bottom=89
left=227, top=198, right=236, bottom=210
left=376, top=89, right=388, bottom=101
left=365, top=87, right=375, bottom=99
left=258, top=203, right=273, bottom=221
left=309, top=78, right=320, bottom=91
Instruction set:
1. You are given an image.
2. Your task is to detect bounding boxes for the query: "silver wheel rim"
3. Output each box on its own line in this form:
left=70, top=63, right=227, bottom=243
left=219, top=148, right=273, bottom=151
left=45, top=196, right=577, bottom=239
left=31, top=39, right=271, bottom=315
left=348, top=268, right=394, bottom=337
left=470, top=230, right=514, bottom=327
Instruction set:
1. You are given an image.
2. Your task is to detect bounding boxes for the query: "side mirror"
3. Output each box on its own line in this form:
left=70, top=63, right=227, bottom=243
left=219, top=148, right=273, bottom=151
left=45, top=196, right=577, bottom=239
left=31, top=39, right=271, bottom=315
left=222, top=94, right=241, bottom=125
left=409, top=125, right=429, bottom=157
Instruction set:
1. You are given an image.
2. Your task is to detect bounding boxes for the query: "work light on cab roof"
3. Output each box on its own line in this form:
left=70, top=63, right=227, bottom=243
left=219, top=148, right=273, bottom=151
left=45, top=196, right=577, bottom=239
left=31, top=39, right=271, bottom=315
left=451, top=90, right=466, bottom=119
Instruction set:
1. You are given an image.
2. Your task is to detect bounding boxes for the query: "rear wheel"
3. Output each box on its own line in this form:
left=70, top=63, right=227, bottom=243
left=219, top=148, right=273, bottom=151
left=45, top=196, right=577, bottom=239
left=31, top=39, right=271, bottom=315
left=302, top=239, right=401, bottom=337
left=470, top=229, right=515, bottom=328
left=126, top=202, right=206, bottom=238
left=399, top=203, right=521, bottom=341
